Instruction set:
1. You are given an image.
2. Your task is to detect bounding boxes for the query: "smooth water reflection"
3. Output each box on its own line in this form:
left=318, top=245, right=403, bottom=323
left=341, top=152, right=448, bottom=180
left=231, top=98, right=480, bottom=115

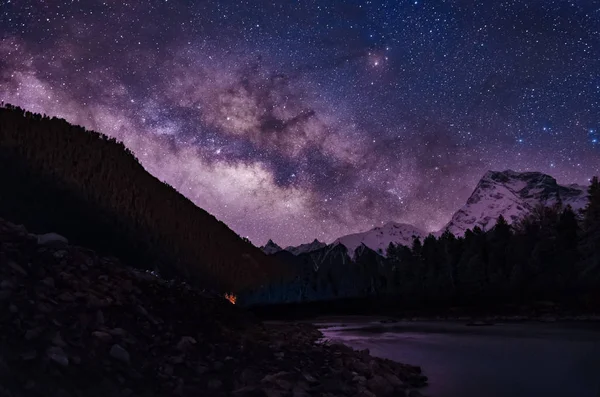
left=317, top=318, right=600, bottom=397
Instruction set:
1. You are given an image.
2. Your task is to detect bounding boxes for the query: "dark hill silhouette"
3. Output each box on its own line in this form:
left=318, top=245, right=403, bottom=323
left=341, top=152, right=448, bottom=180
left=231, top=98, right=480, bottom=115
left=0, top=103, right=281, bottom=292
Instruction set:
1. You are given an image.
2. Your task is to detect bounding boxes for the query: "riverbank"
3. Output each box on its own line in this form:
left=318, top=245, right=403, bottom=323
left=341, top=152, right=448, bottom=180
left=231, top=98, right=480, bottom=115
left=249, top=296, right=600, bottom=324
left=0, top=218, right=427, bottom=397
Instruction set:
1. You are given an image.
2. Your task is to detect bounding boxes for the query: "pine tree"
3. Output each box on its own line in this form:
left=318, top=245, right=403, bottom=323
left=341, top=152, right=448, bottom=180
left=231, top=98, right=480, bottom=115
left=579, top=176, right=600, bottom=284
left=583, top=176, right=600, bottom=229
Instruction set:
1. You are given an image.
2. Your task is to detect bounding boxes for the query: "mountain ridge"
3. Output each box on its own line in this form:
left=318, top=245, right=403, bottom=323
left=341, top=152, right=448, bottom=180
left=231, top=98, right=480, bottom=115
left=265, top=170, right=588, bottom=256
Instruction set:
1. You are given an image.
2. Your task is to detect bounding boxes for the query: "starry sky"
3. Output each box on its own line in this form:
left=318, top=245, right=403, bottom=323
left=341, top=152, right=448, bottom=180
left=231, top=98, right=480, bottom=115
left=1, top=0, right=599, bottom=246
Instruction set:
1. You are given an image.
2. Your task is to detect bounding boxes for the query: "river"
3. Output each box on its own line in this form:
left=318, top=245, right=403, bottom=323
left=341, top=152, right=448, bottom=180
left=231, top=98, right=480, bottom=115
left=317, top=317, right=600, bottom=397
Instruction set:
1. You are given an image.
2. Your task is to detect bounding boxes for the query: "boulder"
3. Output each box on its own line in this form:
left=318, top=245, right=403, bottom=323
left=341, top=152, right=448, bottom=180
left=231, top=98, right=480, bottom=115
left=37, top=233, right=68, bottom=247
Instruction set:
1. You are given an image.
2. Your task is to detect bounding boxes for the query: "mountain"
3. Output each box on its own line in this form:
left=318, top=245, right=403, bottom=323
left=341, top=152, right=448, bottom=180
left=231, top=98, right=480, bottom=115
left=0, top=104, right=279, bottom=292
left=284, top=239, right=327, bottom=255
left=333, top=222, right=425, bottom=257
left=261, top=238, right=326, bottom=256
left=261, top=239, right=283, bottom=254
left=443, top=170, right=588, bottom=236
left=0, top=216, right=427, bottom=396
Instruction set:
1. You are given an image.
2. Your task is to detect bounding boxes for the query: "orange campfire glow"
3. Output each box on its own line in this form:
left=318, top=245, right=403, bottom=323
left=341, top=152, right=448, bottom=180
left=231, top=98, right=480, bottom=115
left=224, top=293, right=237, bottom=305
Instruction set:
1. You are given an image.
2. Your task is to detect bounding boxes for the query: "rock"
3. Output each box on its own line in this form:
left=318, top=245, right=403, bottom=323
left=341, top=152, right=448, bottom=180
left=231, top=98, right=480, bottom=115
left=352, top=375, right=367, bottom=385
left=92, top=331, right=113, bottom=343
left=96, top=310, right=105, bottom=326
left=109, top=344, right=130, bottom=363
left=176, top=336, right=197, bottom=351
left=232, top=386, right=268, bottom=396
left=53, top=250, right=68, bottom=259
left=52, top=332, right=67, bottom=347
left=41, top=277, right=55, bottom=287
left=408, top=390, right=426, bottom=397
left=213, top=361, right=224, bottom=370
left=47, top=346, right=69, bottom=367
left=37, top=233, right=68, bottom=246
left=356, top=390, right=376, bottom=397
left=367, top=375, right=394, bottom=397
left=0, top=280, right=14, bottom=289
left=20, top=349, right=37, bottom=361
left=302, top=372, right=318, bottom=384
left=239, top=368, right=260, bottom=385
left=24, top=327, right=44, bottom=340
left=196, top=364, right=209, bottom=375
left=7, top=261, right=27, bottom=276
left=292, top=386, right=311, bottom=397
left=207, top=379, right=223, bottom=389
left=0, top=290, right=12, bottom=301
left=351, top=360, right=370, bottom=375
left=383, top=372, right=405, bottom=389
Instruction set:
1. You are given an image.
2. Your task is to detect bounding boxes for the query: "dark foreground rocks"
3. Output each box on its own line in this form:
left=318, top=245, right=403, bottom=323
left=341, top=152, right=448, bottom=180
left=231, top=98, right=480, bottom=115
left=0, top=218, right=427, bottom=397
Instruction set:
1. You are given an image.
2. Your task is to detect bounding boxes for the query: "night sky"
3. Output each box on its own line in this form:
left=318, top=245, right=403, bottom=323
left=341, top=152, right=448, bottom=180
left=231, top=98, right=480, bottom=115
left=1, top=1, right=599, bottom=246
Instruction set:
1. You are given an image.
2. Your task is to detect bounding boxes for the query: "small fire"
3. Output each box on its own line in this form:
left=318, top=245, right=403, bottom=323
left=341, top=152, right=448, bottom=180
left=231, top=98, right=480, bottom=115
left=224, top=293, right=237, bottom=305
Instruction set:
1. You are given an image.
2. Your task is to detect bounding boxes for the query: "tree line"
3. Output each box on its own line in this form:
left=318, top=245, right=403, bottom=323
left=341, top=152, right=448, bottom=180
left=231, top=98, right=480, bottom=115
left=0, top=104, right=281, bottom=292
left=242, top=178, right=600, bottom=308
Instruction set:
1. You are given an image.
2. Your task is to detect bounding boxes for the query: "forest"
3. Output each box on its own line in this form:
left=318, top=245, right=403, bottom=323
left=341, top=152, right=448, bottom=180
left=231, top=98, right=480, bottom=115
left=0, top=104, right=281, bottom=293
left=242, top=179, right=600, bottom=310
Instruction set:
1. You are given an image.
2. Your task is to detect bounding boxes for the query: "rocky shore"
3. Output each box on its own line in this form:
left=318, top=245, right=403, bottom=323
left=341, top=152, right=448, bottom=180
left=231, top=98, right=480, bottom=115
left=0, top=218, right=428, bottom=397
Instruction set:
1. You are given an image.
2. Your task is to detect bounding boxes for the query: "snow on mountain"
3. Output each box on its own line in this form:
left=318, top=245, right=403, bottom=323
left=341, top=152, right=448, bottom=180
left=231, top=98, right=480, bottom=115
left=333, top=222, right=425, bottom=257
left=260, top=239, right=283, bottom=255
left=284, top=239, right=327, bottom=256
left=443, top=170, right=588, bottom=236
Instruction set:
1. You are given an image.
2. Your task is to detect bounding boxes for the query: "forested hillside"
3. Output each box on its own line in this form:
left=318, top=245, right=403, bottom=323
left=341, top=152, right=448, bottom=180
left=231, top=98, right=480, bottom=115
left=0, top=104, right=280, bottom=292
left=243, top=179, right=600, bottom=308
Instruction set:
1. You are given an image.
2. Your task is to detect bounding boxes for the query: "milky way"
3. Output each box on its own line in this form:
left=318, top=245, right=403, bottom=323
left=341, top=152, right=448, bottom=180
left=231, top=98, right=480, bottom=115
left=1, top=1, right=599, bottom=246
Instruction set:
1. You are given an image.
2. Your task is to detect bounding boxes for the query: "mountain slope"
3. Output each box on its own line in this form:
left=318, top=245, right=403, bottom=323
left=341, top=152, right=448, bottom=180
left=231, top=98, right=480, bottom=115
left=333, top=222, right=425, bottom=256
left=284, top=239, right=327, bottom=255
left=260, top=239, right=283, bottom=254
left=443, top=170, right=588, bottom=236
left=0, top=104, right=279, bottom=292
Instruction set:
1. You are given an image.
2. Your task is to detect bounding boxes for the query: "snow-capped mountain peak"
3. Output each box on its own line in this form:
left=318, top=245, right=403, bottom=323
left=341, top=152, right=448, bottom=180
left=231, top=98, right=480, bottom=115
left=442, top=170, right=588, bottom=236
left=333, top=221, right=425, bottom=257
left=284, top=239, right=327, bottom=256
left=260, top=239, right=283, bottom=255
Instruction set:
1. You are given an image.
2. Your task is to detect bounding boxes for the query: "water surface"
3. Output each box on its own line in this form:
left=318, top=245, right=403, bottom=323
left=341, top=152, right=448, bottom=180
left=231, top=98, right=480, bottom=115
left=317, top=317, right=600, bottom=397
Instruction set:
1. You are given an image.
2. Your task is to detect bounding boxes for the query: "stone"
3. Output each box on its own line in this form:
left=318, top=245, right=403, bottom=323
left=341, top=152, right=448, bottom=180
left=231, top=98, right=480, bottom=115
left=0, top=280, right=14, bottom=290
left=53, top=250, right=68, bottom=259
left=7, top=261, right=27, bottom=276
left=92, top=331, right=113, bottom=343
left=352, top=375, right=367, bottom=385
left=213, top=361, right=224, bottom=370
left=351, top=360, right=370, bottom=375
left=176, top=336, right=197, bottom=351
left=367, top=375, right=394, bottom=397
left=239, top=368, right=259, bottom=385
left=41, top=277, right=55, bottom=287
left=292, top=386, right=311, bottom=397
left=0, top=290, right=12, bottom=301
left=47, top=346, right=69, bottom=367
left=357, top=390, right=377, bottom=397
left=302, top=372, right=318, bottom=384
left=232, top=386, right=268, bottom=396
left=207, top=379, right=223, bottom=389
left=20, top=349, right=37, bottom=361
left=24, top=327, right=44, bottom=340
left=383, top=372, right=405, bottom=389
left=37, top=233, right=68, bottom=247
left=109, top=344, right=130, bottom=363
